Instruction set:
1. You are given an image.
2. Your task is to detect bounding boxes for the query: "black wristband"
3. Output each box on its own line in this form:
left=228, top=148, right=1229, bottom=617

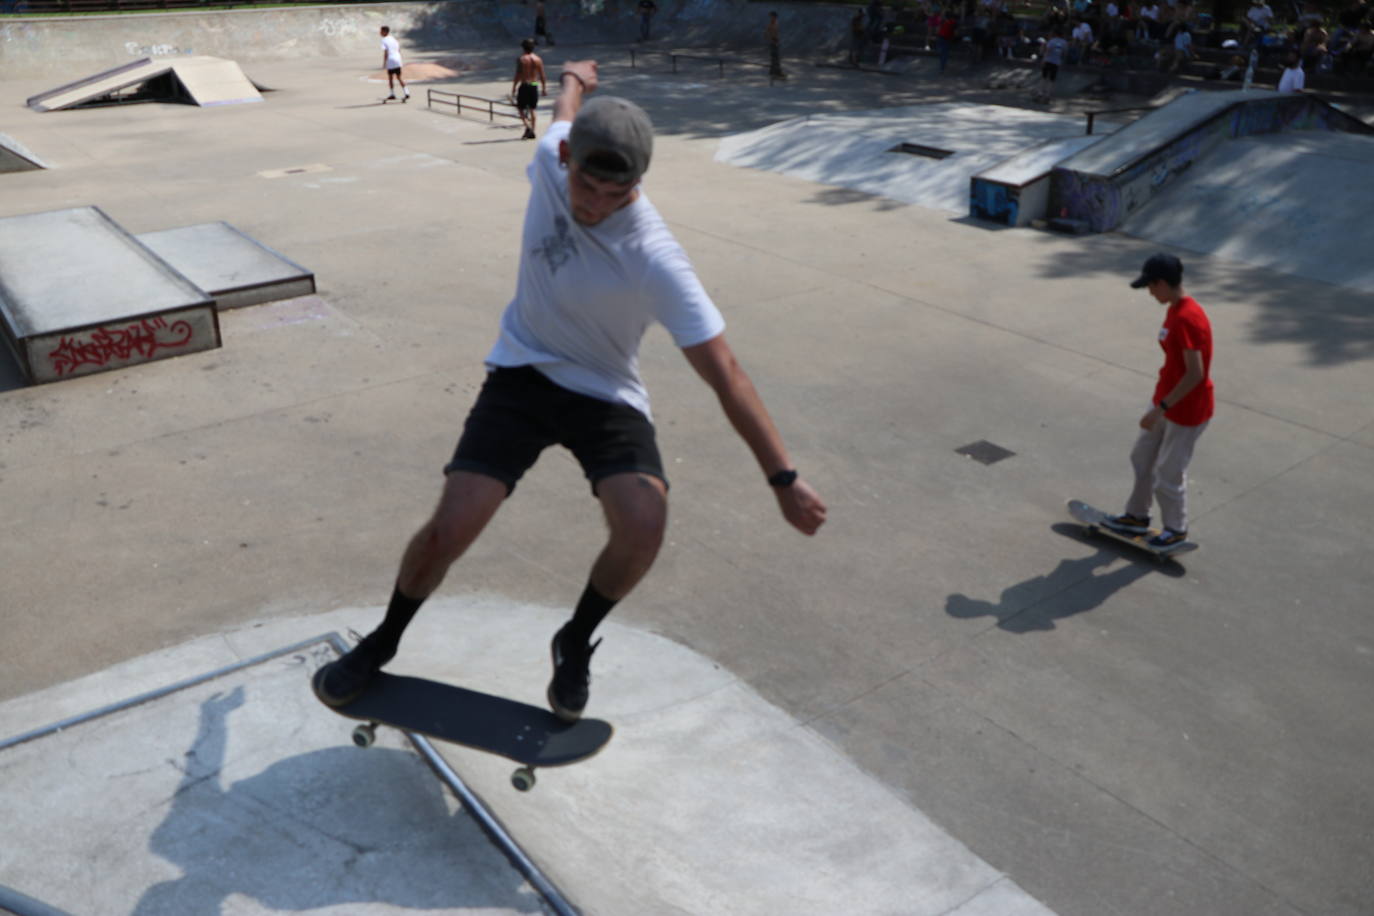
left=560, top=71, right=586, bottom=91
left=768, top=469, right=798, bottom=488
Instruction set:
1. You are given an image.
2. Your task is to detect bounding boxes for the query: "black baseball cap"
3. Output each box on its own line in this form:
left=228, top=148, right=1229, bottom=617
left=1130, top=252, right=1183, bottom=288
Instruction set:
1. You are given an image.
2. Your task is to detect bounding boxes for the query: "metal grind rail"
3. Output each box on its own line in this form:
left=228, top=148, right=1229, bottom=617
left=426, top=88, right=522, bottom=123
left=0, top=632, right=580, bottom=916
left=629, top=48, right=780, bottom=86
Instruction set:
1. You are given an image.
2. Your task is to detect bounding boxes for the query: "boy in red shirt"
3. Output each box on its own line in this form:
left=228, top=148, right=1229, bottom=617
left=1106, top=253, right=1213, bottom=548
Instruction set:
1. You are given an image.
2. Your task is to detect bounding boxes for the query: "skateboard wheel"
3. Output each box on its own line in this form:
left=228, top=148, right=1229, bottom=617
left=511, top=767, right=536, bottom=792
left=352, top=724, right=377, bottom=748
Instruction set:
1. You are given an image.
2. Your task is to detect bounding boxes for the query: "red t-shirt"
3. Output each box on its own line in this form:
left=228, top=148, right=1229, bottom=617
left=1155, top=296, right=1213, bottom=426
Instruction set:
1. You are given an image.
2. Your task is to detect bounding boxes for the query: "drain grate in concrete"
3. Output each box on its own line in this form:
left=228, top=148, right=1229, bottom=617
left=956, top=440, right=1016, bottom=465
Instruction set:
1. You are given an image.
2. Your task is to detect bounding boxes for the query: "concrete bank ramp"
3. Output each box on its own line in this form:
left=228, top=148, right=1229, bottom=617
left=0, top=598, right=1058, bottom=916
left=27, top=56, right=262, bottom=112
left=717, top=103, right=1113, bottom=214
left=1121, top=129, right=1374, bottom=294
left=0, top=206, right=220, bottom=385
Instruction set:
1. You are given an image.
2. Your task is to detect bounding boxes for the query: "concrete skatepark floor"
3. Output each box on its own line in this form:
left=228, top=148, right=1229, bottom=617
left=1, top=17, right=1373, bottom=916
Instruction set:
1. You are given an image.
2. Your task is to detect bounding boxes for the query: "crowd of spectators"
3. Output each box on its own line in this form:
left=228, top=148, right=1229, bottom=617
left=852, top=0, right=1374, bottom=82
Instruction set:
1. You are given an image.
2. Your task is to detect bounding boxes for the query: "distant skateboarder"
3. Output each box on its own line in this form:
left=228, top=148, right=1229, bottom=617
left=534, top=0, right=554, bottom=46
left=1104, top=253, right=1214, bottom=549
left=512, top=38, right=547, bottom=139
left=767, top=11, right=786, bottom=78
left=379, top=26, right=409, bottom=102
left=1035, top=28, right=1068, bottom=101
left=638, top=0, right=658, bottom=41
left=314, top=60, right=827, bottom=723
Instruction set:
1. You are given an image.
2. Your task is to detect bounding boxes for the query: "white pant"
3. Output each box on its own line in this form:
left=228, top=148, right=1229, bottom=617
left=1124, top=414, right=1208, bottom=533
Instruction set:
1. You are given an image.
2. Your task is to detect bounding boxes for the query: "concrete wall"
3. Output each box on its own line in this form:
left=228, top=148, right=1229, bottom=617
left=0, top=0, right=853, bottom=80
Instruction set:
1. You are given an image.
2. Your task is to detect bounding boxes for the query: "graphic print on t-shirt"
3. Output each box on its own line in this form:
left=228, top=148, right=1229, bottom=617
left=534, top=214, right=577, bottom=276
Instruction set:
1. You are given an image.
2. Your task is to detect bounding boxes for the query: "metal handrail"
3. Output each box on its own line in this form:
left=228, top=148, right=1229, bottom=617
left=629, top=48, right=778, bottom=86
left=426, top=88, right=521, bottom=122
left=1084, top=105, right=1155, bottom=135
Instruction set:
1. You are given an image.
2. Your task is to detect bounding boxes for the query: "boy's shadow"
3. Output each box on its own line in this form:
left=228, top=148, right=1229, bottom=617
left=133, top=687, right=542, bottom=915
left=946, top=523, right=1183, bottom=633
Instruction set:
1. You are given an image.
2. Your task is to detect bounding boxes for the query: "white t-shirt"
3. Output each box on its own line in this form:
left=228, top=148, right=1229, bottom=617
left=1278, top=64, right=1305, bottom=92
left=485, top=120, right=725, bottom=420
left=381, top=35, right=403, bottom=69
left=1140, top=4, right=1159, bottom=20
left=1073, top=22, right=1093, bottom=41
left=1247, top=4, right=1273, bottom=27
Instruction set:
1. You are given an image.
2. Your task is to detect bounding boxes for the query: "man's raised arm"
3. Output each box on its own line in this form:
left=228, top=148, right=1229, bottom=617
left=553, top=60, right=599, bottom=124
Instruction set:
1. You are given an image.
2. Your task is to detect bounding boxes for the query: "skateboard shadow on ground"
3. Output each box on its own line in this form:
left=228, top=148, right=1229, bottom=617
left=945, top=524, right=1182, bottom=633
left=131, top=688, right=543, bottom=916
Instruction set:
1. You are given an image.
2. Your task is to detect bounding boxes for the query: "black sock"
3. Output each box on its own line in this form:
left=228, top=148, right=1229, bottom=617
left=372, top=585, right=425, bottom=653
left=563, top=580, right=618, bottom=649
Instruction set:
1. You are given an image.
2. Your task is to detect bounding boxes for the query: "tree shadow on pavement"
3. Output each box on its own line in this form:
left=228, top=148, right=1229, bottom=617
left=1027, top=217, right=1374, bottom=369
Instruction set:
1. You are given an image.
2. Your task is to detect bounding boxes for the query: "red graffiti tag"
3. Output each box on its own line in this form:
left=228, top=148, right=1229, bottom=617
left=46, top=317, right=196, bottom=377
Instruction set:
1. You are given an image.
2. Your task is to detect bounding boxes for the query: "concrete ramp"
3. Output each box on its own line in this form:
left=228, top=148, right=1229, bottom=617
left=0, top=132, right=47, bottom=172
left=26, top=56, right=261, bottom=112
left=0, top=207, right=220, bottom=384
left=1122, top=130, right=1374, bottom=293
left=136, top=222, right=316, bottom=311
left=718, top=103, right=1113, bottom=214
left=1051, top=90, right=1374, bottom=233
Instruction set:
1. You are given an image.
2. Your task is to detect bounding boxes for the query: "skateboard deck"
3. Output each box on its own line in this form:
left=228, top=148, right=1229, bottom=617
left=313, top=668, right=612, bottom=791
left=1067, top=499, right=1198, bottom=561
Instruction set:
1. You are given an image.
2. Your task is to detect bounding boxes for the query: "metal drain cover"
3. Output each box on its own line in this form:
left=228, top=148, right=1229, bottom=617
left=956, top=440, right=1015, bottom=465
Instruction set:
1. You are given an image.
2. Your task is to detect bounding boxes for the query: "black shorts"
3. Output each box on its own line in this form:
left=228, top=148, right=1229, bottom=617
left=535, top=16, right=547, bottom=35
left=1041, top=61, right=1060, bottom=80
left=516, top=82, right=540, bottom=112
left=387, top=67, right=403, bottom=76
left=446, top=366, right=666, bottom=496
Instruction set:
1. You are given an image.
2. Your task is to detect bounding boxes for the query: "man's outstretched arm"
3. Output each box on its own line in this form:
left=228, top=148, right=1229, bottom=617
left=682, top=334, right=827, bottom=536
left=553, top=59, right=599, bottom=124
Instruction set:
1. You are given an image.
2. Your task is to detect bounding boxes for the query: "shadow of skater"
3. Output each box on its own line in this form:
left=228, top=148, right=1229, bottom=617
left=946, top=528, right=1164, bottom=632
left=133, top=686, right=542, bottom=915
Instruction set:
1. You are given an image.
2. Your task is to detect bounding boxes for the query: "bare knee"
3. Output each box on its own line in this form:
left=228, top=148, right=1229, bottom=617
left=600, top=474, right=667, bottom=559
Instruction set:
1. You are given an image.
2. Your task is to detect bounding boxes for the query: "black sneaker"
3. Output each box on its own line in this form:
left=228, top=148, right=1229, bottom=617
left=547, top=626, right=600, bottom=723
left=312, top=632, right=395, bottom=707
left=1103, top=512, right=1151, bottom=535
left=1148, top=528, right=1188, bottom=549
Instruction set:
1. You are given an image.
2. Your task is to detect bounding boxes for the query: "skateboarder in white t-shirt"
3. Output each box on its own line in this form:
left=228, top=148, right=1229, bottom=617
left=315, top=60, right=827, bottom=722
left=379, top=26, right=409, bottom=102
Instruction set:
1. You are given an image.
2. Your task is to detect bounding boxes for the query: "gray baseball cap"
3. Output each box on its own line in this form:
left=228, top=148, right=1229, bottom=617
left=568, top=96, right=654, bottom=184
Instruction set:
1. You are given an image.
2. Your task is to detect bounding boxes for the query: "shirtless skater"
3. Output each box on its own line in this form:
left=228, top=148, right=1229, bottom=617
left=512, top=39, right=547, bottom=140
left=314, top=60, right=827, bottom=722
